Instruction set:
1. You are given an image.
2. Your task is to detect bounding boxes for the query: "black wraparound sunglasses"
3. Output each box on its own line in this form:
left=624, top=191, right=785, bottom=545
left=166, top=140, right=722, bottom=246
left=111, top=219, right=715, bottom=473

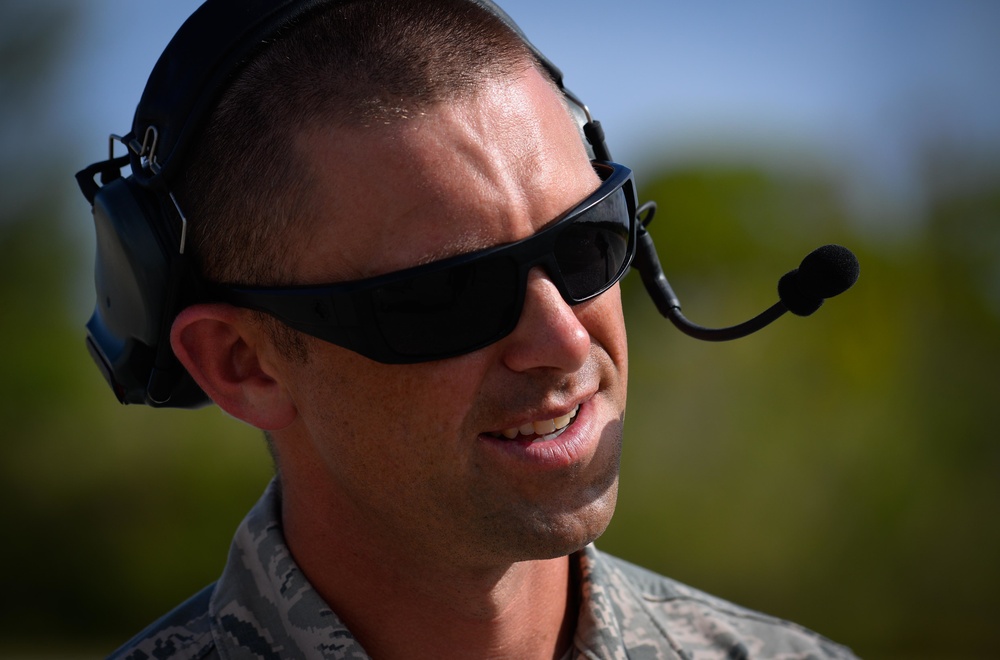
left=211, top=161, right=637, bottom=363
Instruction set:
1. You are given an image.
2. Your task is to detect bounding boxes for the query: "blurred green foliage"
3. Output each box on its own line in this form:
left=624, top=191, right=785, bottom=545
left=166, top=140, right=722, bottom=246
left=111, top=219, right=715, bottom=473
left=601, top=156, right=1000, bottom=659
left=2, top=3, right=999, bottom=659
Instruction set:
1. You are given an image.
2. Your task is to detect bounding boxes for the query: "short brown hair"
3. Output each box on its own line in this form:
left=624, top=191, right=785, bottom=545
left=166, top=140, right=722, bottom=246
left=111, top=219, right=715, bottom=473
left=175, top=0, right=536, bottom=288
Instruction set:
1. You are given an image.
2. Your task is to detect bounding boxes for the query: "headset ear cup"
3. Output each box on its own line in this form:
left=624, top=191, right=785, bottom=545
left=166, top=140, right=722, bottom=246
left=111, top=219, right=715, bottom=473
left=86, top=176, right=208, bottom=406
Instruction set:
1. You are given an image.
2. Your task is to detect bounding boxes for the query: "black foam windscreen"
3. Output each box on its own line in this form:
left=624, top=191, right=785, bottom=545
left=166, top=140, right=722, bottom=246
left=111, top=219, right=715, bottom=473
left=778, top=244, right=860, bottom=316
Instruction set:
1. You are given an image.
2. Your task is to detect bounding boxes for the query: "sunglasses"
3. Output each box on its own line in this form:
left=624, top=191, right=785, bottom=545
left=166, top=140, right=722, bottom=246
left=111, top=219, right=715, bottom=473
left=211, top=161, right=637, bottom=363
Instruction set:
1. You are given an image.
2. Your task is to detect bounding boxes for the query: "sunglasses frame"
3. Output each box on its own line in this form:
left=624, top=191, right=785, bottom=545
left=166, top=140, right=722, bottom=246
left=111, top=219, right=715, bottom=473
left=211, top=160, right=637, bottom=363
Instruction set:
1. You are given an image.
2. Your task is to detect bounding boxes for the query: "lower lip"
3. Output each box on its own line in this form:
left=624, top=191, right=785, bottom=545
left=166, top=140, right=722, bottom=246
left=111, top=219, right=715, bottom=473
left=479, top=400, right=600, bottom=470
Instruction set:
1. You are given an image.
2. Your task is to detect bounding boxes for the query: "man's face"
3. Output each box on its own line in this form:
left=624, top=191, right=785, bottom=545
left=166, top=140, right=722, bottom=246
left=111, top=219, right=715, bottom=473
left=272, top=65, right=628, bottom=569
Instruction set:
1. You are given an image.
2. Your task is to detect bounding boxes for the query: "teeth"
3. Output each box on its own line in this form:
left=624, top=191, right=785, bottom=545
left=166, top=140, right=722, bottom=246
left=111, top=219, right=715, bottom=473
left=496, top=405, right=579, bottom=440
left=533, top=419, right=557, bottom=435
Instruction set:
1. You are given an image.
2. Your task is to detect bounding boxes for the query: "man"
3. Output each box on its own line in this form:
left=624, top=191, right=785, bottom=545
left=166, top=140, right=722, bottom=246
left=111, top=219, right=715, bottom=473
left=94, top=0, right=857, bottom=657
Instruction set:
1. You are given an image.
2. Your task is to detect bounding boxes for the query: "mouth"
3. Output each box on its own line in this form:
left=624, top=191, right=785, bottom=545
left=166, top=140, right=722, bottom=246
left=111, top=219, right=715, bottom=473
left=487, top=405, right=581, bottom=443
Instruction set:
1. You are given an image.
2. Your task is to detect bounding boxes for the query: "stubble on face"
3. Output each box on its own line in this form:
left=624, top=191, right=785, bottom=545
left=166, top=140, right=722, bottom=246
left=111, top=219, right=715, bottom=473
left=283, top=328, right=624, bottom=570
left=271, top=65, right=628, bottom=573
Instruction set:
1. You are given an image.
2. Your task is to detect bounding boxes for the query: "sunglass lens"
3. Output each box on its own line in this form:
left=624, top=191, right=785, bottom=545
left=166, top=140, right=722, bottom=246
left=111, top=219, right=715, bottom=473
left=372, top=256, right=519, bottom=357
left=554, top=188, right=631, bottom=301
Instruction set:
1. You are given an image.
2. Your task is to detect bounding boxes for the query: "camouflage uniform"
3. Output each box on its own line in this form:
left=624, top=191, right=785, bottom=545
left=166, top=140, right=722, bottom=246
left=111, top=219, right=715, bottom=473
left=111, top=480, right=857, bottom=659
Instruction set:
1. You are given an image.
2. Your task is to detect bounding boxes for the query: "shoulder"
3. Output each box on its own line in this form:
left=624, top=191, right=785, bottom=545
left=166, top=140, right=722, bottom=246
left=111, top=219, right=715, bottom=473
left=108, top=583, right=219, bottom=660
left=593, top=550, right=858, bottom=659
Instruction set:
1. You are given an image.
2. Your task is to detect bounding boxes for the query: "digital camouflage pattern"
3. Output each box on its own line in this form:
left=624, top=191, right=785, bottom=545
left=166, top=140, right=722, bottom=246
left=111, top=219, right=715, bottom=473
left=110, top=480, right=857, bottom=659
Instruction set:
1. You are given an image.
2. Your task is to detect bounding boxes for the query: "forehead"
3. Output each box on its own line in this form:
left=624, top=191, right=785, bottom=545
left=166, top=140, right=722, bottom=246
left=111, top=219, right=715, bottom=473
left=287, top=66, right=597, bottom=284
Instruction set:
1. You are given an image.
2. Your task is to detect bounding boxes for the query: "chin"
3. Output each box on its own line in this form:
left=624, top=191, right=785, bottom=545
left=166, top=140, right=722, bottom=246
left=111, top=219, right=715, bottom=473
left=512, top=477, right=620, bottom=562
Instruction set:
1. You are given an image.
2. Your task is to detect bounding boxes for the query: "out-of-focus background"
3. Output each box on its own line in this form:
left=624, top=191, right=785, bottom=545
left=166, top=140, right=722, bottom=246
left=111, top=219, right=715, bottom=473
left=3, top=1, right=998, bottom=657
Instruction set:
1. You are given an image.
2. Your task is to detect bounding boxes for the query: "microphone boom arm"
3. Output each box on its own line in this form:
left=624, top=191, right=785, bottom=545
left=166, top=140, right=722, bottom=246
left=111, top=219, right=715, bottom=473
left=633, top=225, right=788, bottom=341
left=631, top=205, right=859, bottom=342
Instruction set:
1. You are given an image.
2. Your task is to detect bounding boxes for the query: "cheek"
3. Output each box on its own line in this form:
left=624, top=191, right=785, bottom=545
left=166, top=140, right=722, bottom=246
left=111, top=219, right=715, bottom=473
left=291, top=346, right=490, bottom=461
left=581, top=285, right=628, bottom=382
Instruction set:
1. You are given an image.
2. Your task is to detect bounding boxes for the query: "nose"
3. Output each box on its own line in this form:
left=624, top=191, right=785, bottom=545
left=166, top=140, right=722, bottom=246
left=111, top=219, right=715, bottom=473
left=499, top=267, right=591, bottom=373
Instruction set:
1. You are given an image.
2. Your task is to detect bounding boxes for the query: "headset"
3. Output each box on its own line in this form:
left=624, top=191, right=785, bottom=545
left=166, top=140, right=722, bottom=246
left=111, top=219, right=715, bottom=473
left=76, top=0, right=859, bottom=409
left=75, top=0, right=616, bottom=409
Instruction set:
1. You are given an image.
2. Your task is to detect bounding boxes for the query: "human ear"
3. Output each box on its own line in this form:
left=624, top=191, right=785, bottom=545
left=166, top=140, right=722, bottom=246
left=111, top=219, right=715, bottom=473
left=170, top=304, right=296, bottom=430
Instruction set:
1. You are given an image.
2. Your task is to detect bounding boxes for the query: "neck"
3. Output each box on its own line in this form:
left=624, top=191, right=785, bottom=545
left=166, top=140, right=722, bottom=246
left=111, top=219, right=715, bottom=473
left=279, top=477, right=579, bottom=660
left=341, top=554, right=577, bottom=660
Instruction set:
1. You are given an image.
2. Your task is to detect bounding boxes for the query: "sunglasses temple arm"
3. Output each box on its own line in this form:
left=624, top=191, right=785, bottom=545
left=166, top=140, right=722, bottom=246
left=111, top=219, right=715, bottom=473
left=632, top=225, right=789, bottom=342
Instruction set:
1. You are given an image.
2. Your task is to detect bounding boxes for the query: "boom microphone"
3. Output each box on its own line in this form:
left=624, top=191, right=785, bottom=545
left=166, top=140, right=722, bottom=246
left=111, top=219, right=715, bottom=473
left=632, top=214, right=859, bottom=342
left=777, top=244, right=860, bottom=316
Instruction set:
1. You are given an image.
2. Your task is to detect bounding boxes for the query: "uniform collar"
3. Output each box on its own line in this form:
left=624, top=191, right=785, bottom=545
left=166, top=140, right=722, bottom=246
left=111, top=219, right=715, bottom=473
left=210, top=479, right=366, bottom=657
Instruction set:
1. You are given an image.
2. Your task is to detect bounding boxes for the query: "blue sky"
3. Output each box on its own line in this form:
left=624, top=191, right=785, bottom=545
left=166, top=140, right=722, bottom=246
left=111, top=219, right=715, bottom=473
left=59, top=0, right=1000, bottom=225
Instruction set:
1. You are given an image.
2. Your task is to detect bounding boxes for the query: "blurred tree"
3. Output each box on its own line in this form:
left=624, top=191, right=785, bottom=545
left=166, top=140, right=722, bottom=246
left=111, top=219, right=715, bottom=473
left=0, top=2, right=272, bottom=655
